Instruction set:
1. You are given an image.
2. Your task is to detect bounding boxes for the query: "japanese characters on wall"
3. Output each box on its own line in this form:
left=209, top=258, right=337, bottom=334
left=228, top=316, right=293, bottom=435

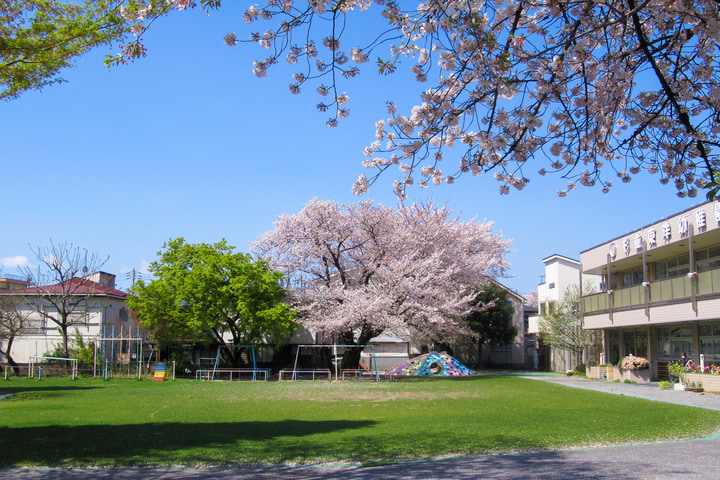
left=610, top=203, right=717, bottom=260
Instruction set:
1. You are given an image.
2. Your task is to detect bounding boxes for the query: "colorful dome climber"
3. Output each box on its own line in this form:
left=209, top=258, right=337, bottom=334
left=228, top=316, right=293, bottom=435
left=384, top=351, right=475, bottom=377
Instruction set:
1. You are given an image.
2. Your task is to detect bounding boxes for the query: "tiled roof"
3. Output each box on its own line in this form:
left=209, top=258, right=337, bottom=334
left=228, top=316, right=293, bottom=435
left=0, top=277, right=127, bottom=298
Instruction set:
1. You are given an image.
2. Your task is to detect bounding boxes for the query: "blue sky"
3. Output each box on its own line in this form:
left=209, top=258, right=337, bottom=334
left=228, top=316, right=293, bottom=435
left=0, top=5, right=699, bottom=295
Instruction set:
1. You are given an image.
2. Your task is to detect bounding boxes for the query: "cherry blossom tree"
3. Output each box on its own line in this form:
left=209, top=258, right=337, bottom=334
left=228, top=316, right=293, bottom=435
left=111, top=0, right=719, bottom=200
left=252, top=198, right=511, bottom=369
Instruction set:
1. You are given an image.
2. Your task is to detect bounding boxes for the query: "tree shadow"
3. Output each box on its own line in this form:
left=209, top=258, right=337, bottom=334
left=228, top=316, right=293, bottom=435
left=0, top=385, right=99, bottom=400
left=0, top=420, right=376, bottom=467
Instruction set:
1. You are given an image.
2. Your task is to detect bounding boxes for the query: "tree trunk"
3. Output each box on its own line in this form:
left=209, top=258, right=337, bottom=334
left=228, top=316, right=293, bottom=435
left=477, top=339, right=484, bottom=369
left=339, top=326, right=380, bottom=370
left=2, top=337, right=20, bottom=375
left=341, top=347, right=363, bottom=370
left=61, top=324, right=70, bottom=358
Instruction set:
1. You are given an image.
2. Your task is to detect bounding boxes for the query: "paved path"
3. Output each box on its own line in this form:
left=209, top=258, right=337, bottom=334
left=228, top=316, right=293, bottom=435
left=4, top=375, right=720, bottom=479
left=521, top=373, right=720, bottom=411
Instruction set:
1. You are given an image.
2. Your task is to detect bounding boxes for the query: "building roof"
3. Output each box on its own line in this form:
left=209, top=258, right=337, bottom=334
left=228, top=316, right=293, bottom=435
left=0, top=276, right=31, bottom=288
left=486, top=277, right=526, bottom=303
left=541, top=254, right=580, bottom=265
left=0, top=277, right=127, bottom=298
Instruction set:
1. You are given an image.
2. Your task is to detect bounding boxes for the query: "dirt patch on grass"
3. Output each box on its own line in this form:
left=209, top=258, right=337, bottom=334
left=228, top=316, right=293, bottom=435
left=266, top=390, right=484, bottom=402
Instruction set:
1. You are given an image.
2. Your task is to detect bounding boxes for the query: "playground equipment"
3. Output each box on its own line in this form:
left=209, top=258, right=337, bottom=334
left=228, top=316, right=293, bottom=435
left=195, top=345, right=270, bottom=381
left=153, top=362, right=167, bottom=381
left=94, top=325, right=144, bottom=379
left=28, top=356, right=78, bottom=379
left=280, top=344, right=381, bottom=381
left=383, top=351, right=475, bottom=378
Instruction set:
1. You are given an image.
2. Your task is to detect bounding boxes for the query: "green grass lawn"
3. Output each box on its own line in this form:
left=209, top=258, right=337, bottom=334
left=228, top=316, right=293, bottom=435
left=1, top=375, right=719, bottom=467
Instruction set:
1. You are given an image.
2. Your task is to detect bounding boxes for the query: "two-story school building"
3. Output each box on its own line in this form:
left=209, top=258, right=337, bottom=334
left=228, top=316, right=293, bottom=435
left=581, top=200, right=720, bottom=380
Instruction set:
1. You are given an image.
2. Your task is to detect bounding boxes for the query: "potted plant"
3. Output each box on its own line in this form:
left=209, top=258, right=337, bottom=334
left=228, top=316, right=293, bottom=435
left=619, top=355, right=651, bottom=383
left=683, top=363, right=720, bottom=393
left=668, top=361, right=687, bottom=390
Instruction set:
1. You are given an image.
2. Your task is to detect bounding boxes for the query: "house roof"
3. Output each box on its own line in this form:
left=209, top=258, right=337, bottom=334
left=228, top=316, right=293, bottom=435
left=485, top=277, right=526, bottom=303
left=0, top=277, right=127, bottom=298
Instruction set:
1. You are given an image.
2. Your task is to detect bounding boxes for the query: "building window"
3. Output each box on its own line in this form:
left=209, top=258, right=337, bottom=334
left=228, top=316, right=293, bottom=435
left=604, top=273, right=618, bottom=291
left=699, top=323, right=720, bottom=363
left=695, top=246, right=720, bottom=272
left=621, top=266, right=644, bottom=288
left=654, top=254, right=690, bottom=281
left=656, top=326, right=694, bottom=360
left=623, top=330, right=648, bottom=357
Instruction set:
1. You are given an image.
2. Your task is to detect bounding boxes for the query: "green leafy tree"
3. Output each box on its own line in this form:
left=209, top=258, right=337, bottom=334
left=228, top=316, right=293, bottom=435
left=538, top=282, right=601, bottom=362
left=0, top=1, right=134, bottom=100
left=127, top=238, right=297, bottom=366
left=71, top=328, right=100, bottom=370
left=43, top=328, right=101, bottom=371
left=465, top=282, right=518, bottom=368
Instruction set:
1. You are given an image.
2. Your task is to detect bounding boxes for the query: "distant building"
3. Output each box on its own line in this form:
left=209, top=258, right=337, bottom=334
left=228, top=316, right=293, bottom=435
left=0, top=272, right=140, bottom=365
left=451, top=279, right=530, bottom=369
left=0, top=274, right=31, bottom=291
left=528, top=254, right=601, bottom=371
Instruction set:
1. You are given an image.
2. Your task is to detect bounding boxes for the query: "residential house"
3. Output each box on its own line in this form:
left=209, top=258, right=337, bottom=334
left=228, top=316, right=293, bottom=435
left=581, top=200, right=720, bottom=380
left=0, top=272, right=140, bottom=365
left=0, top=274, right=31, bottom=291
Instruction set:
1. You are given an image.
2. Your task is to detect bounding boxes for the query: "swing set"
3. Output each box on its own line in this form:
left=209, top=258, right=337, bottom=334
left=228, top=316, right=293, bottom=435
left=195, top=345, right=271, bottom=381
left=279, top=344, right=381, bottom=381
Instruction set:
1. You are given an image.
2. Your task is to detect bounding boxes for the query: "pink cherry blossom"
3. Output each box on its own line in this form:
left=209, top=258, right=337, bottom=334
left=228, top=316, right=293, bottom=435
left=252, top=199, right=511, bottom=349
left=111, top=0, right=720, bottom=199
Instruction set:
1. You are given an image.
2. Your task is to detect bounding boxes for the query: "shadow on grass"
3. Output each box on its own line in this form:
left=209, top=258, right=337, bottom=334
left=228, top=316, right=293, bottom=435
left=0, top=385, right=99, bottom=401
left=0, top=420, right=377, bottom=467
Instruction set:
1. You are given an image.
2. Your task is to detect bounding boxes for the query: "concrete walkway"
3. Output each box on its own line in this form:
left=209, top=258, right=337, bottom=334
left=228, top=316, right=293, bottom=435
left=4, top=375, right=720, bottom=479
left=521, top=373, right=720, bottom=411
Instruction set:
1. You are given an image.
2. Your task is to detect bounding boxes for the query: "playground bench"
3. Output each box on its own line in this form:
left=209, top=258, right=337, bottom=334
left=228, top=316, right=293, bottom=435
left=195, top=368, right=270, bottom=381
left=278, top=369, right=331, bottom=381
left=341, top=369, right=380, bottom=381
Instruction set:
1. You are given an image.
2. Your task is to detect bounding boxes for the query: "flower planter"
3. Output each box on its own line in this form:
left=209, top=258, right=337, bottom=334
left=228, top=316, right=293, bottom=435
left=587, top=366, right=606, bottom=379
left=684, top=373, right=720, bottom=393
left=618, top=368, right=651, bottom=383
left=606, top=366, right=616, bottom=380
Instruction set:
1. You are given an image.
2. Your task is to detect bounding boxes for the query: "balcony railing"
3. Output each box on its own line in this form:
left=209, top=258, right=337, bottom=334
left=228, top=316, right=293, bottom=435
left=583, top=270, right=720, bottom=315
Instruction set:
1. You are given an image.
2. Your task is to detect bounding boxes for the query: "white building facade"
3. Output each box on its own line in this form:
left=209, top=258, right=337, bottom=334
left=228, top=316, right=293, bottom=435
left=0, top=272, right=140, bottom=365
left=529, top=255, right=601, bottom=371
